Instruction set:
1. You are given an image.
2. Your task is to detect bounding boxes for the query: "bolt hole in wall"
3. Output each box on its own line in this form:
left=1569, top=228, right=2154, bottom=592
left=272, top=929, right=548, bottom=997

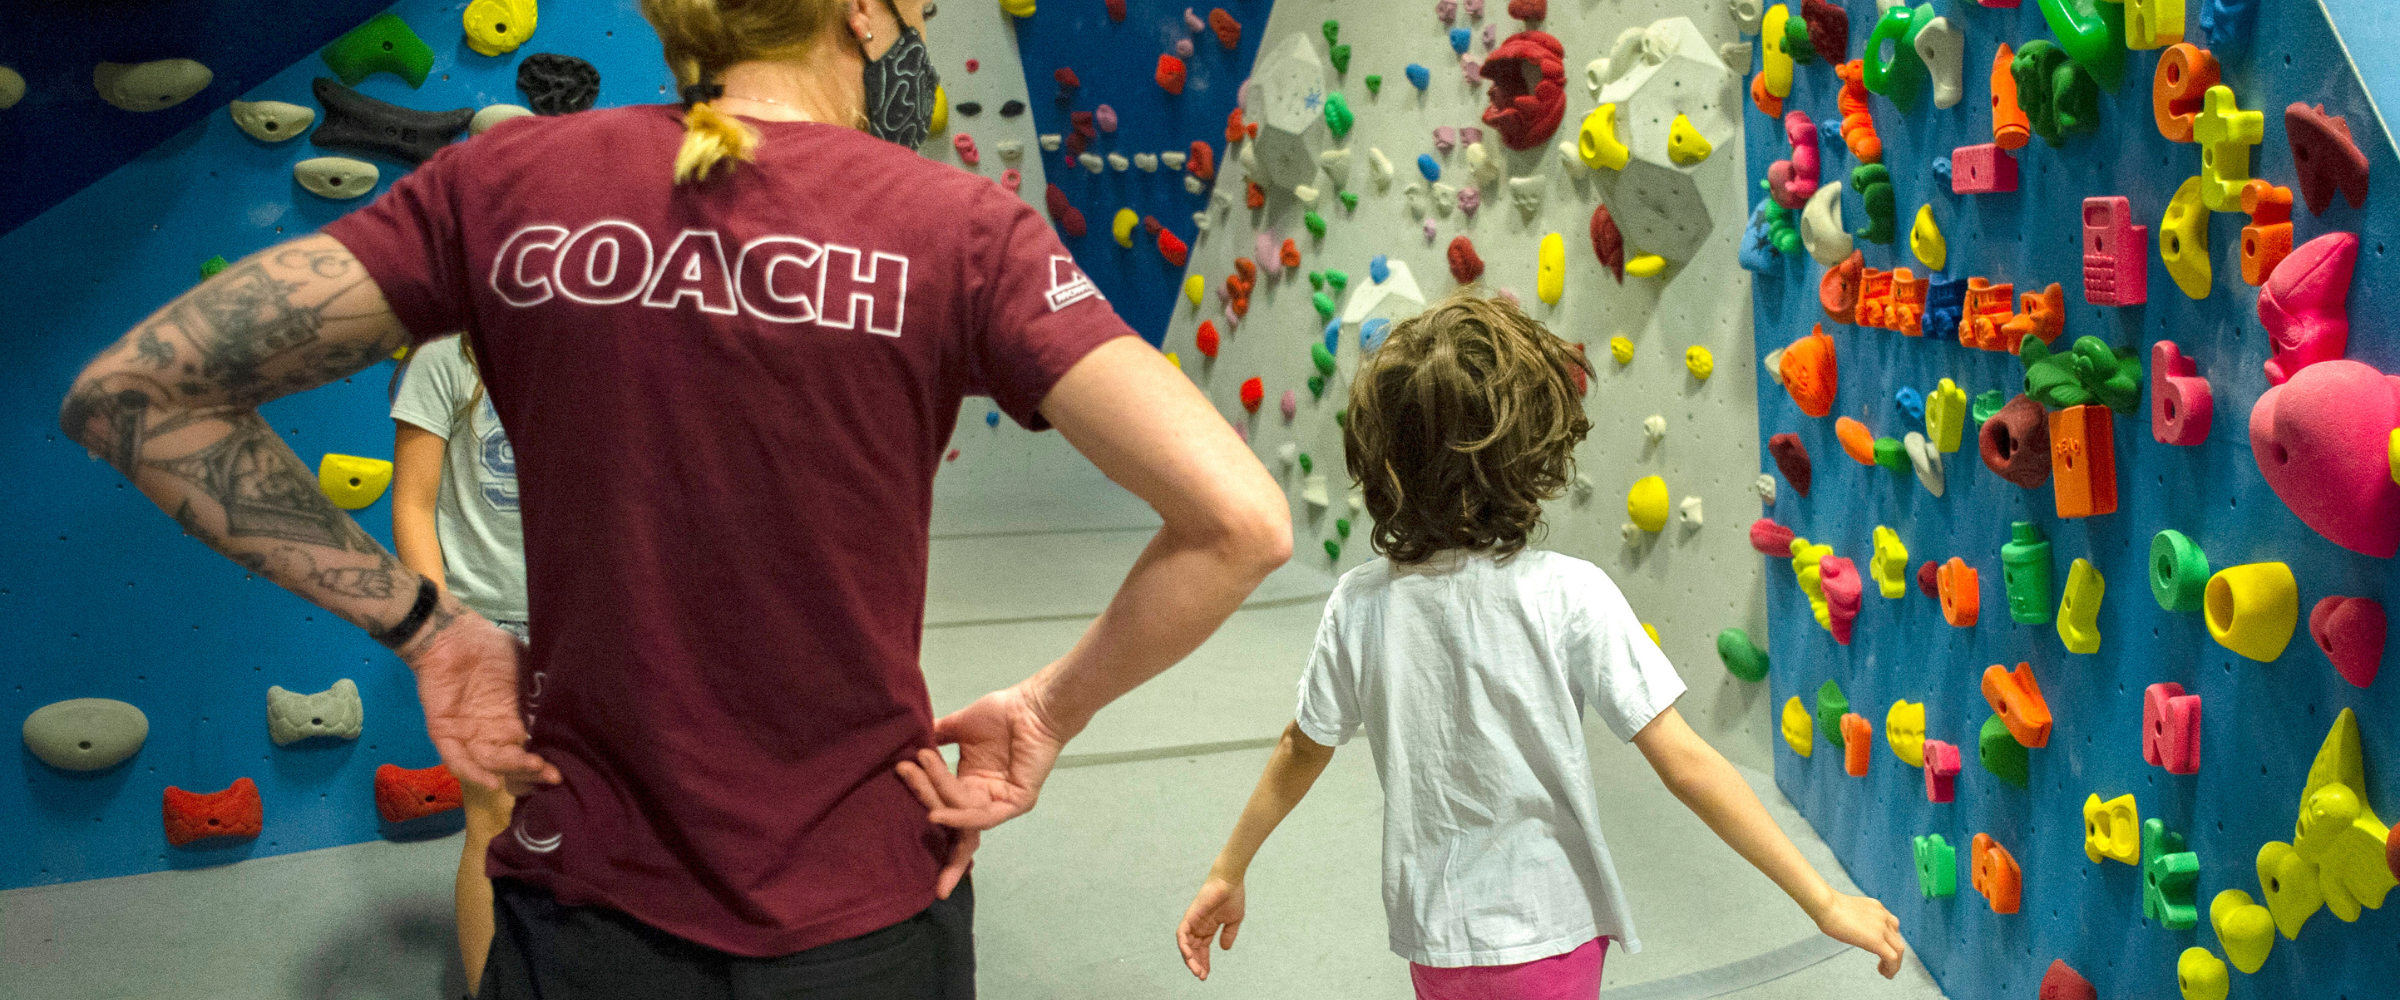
left=1749, top=1, right=2400, bottom=999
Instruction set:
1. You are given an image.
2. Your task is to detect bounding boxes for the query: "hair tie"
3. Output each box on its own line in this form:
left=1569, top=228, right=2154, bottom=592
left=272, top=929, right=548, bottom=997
left=679, top=81, right=725, bottom=107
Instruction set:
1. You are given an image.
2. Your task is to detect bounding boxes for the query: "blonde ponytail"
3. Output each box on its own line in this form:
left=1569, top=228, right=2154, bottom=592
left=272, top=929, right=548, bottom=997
left=642, top=0, right=847, bottom=185
left=676, top=100, right=759, bottom=183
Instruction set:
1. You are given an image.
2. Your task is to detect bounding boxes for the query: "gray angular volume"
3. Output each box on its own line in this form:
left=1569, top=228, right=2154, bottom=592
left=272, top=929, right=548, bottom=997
left=23, top=698, right=149, bottom=771
left=310, top=77, right=471, bottom=167
left=266, top=678, right=364, bottom=745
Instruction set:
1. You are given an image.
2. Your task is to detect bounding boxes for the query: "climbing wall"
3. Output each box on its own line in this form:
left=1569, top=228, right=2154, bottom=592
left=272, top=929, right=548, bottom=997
left=1745, top=1, right=2400, bottom=998
left=0, top=0, right=1054, bottom=889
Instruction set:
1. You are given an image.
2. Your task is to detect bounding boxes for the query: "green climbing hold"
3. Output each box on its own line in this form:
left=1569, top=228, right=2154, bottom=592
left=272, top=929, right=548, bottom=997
left=1716, top=628, right=1769, bottom=682
left=1339, top=190, right=1359, bottom=210
left=1336, top=518, right=1351, bottom=539
left=1970, top=389, right=2006, bottom=423
left=2020, top=334, right=2142, bottom=414
left=1873, top=436, right=1910, bottom=473
left=1978, top=713, right=2031, bottom=788
left=1324, top=539, right=1342, bottom=560
left=1816, top=680, right=1849, bottom=749
left=1849, top=163, right=1896, bottom=244
left=1311, top=292, right=1336, bottom=322
left=1329, top=44, right=1351, bottom=75
left=1311, top=341, right=1337, bottom=375
left=1323, top=269, right=1347, bottom=293
left=1322, top=92, right=1353, bottom=138
left=1308, top=270, right=1325, bottom=291
left=1298, top=452, right=1314, bottom=474
left=198, top=255, right=229, bottom=280
left=1334, top=408, right=1348, bottom=429
left=2010, top=40, right=2101, bottom=147
left=322, top=13, right=436, bottom=88
left=1303, top=210, right=1327, bottom=238
left=1322, top=19, right=1340, bottom=45
left=1783, top=14, right=1815, bottom=64
left=1307, top=374, right=1327, bottom=399
left=1364, top=74, right=1382, bottom=96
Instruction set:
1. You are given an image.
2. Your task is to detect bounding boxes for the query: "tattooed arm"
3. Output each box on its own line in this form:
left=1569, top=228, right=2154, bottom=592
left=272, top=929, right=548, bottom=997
left=59, top=235, right=557, bottom=792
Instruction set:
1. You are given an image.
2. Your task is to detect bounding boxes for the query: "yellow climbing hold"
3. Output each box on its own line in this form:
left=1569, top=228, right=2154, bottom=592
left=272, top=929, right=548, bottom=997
left=1165, top=351, right=1181, bottom=369
left=1001, top=0, right=1037, bottom=18
left=1112, top=208, right=1139, bottom=248
left=1761, top=5, right=1795, bottom=100
left=317, top=454, right=394, bottom=510
left=1910, top=204, right=1947, bottom=271
left=2175, top=947, right=2227, bottom=1000
left=462, top=0, right=538, bottom=57
left=2083, top=792, right=2141, bottom=864
left=2161, top=175, right=2212, bottom=299
left=1926, top=378, right=1967, bottom=452
left=1791, top=536, right=1834, bottom=630
left=1610, top=335, right=1635, bottom=365
left=1782, top=695, right=1815, bottom=756
left=1642, top=622, right=1661, bottom=647
left=1625, top=254, right=1666, bottom=277
left=1667, top=114, right=1713, bottom=165
left=1870, top=526, right=1909, bottom=599
left=1577, top=104, right=1629, bottom=171
left=2209, top=890, right=2274, bottom=973
left=1536, top=232, right=1565, bottom=304
left=1885, top=700, right=1925, bottom=766
left=929, top=83, right=948, bottom=133
left=1628, top=475, right=1669, bottom=532
left=1185, top=273, right=1206, bottom=306
left=1685, top=346, right=1714, bottom=380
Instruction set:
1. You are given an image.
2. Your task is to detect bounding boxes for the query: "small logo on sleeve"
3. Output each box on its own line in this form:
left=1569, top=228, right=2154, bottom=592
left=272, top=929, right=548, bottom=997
left=1045, top=255, right=1103, bottom=312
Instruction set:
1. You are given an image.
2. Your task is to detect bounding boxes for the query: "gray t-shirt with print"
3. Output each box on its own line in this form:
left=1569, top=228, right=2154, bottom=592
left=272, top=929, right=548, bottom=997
left=390, top=334, right=528, bottom=621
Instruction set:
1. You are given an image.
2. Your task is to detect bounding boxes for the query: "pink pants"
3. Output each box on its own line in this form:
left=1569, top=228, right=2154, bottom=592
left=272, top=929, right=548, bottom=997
left=1409, top=937, right=1609, bottom=1000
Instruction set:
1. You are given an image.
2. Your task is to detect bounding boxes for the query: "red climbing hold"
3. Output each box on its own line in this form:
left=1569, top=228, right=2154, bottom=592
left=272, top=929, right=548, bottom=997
left=1158, top=229, right=1189, bottom=267
left=1279, top=238, right=1301, bottom=270
left=1054, top=67, right=1081, bottom=92
left=1225, top=108, right=1247, bottom=146
left=1156, top=54, right=1188, bottom=95
left=374, top=763, right=464, bottom=823
left=1800, top=0, right=1849, bottom=65
left=1106, top=0, right=1127, bottom=21
left=163, top=777, right=263, bottom=847
left=1209, top=8, right=1242, bottom=50
left=1590, top=205, right=1626, bottom=283
left=1750, top=518, right=1797, bottom=556
left=1065, top=130, right=1089, bottom=157
left=1196, top=320, right=1221, bottom=357
left=1246, top=181, right=1266, bottom=210
left=1187, top=140, right=1216, bottom=180
left=1479, top=31, right=1568, bottom=149
left=1142, top=215, right=1164, bottom=237
left=2037, top=960, right=2096, bottom=1000
left=1044, top=183, right=1071, bottom=220
left=1044, top=184, right=1087, bottom=238
left=1240, top=376, right=1265, bottom=412
left=1768, top=432, right=1812, bottom=497
left=1916, top=559, right=1940, bottom=599
left=1447, top=236, right=1485, bottom=284
left=965, top=59, right=979, bottom=73
left=2287, top=103, right=2370, bottom=215
left=1509, top=0, right=1547, bottom=19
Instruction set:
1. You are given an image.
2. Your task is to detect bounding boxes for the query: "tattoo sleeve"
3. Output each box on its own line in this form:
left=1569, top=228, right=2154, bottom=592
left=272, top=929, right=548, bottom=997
left=59, top=235, right=446, bottom=642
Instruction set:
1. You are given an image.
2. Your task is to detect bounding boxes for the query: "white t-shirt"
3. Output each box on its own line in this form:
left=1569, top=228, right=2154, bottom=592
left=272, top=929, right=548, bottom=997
left=389, top=334, right=528, bottom=621
left=1295, top=548, right=1687, bottom=968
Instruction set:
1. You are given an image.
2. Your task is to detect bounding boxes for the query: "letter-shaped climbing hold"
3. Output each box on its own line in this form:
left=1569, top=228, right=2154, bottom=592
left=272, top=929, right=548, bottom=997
left=2258, top=232, right=2359, bottom=386
left=2159, top=176, right=2212, bottom=299
left=1782, top=695, right=1815, bottom=756
left=1915, top=834, right=1957, bottom=896
left=322, top=13, right=435, bottom=88
left=2048, top=405, right=2118, bottom=518
left=1971, top=832, right=2023, bottom=912
left=1982, top=661, right=2052, bottom=747
left=1577, top=104, right=1629, bottom=171
left=463, top=0, right=539, bottom=57
left=2143, top=818, right=2201, bottom=928
left=2210, top=890, right=2274, bottom=973
left=1536, top=232, right=1565, bottom=304
left=2085, top=792, right=2142, bottom=864
left=1990, top=44, right=2032, bottom=150
left=1862, top=3, right=1931, bottom=111
left=2176, top=948, right=2227, bottom=1000
left=1667, top=114, right=1713, bottom=165
left=1886, top=700, right=1925, bottom=766
left=1924, top=739, right=1961, bottom=802
left=2194, top=85, right=2264, bottom=212
left=1926, top=379, right=1966, bottom=452
left=1869, top=527, right=1909, bottom=598
left=2001, top=521, right=2054, bottom=626
left=2144, top=681, right=2202, bottom=774
left=318, top=454, right=394, bottom=510
left=2149, top=529, right=2209, bottom=612
left=2082, top=197, right=2148, bottom=305
left=1842, top=713, right=1873, bottom=775
left=2056, top=558, right=2103, bottom=653
left=1938, top=558, right=1979, bottom=626
left=2287, top=103, right=2370, bottom=215
left=1628, top=475, right=1669, bottom=532
left=2206, top=562, right=2296, bottom=661
left=2238, top=181, right=2293, bottom=287
left=265, top=678, right=363, bottom=745
left=2150, top=342, right=2213, bottom=445
left=2152, top=43, right=2220, bottom=142
left=1815, top=680, right=1850, bottom=749
left=1982, top=395, right=2053, bottom=490
left=1909, top=206, right=1945, bottom=271
left=374, top=762, right=465, bottom=823
left=1717, top=628, right=1770, bottom=681
left=1778, top=325, right=1838, bottom=417
left=2311, top=596, right=2385, bottom=688
left=2126, top=0, right=2185, bottom=49
left=163, top=777, right=264, bottom=847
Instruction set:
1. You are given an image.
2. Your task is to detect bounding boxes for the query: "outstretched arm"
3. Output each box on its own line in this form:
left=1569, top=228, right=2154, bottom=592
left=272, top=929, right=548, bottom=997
left=1176, top=721, right=1337, bottom=980
left=1632, top=706, right=1905, bottom=977
left=59, top=235, right=555, bottom=793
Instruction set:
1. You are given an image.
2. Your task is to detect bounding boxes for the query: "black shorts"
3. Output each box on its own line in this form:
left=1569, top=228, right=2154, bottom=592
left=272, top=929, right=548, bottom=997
left=478, top=877, right=974, bottom=1000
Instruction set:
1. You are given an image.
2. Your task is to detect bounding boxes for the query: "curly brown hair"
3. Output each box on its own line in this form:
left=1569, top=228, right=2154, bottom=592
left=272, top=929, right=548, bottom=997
left=1343, top=292, right=1593, bottom=565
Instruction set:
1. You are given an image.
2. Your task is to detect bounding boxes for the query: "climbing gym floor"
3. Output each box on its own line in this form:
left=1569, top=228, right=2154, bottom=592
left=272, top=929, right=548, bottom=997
left=0, top=495, right=1946, bottom=1000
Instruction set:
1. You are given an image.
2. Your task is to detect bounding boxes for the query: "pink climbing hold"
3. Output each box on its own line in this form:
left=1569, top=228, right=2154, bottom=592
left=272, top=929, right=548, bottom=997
left=1461, top=126, right=1484, bottom=147
left=1185, top=7, right=1206, bottom=31
left=2249, top=358, right=2400, bottom=558
left=2261, top=232, right=2358, bottom=385
left=1749, top=518, right=1796, bottom=556
left=1768, top=111, right=1821, bottom=208
left=1465, top=0, right=1485, bottom=16
left=1094, top=104, right=1119, bottom=133
left=965, top=59, right=978, bottom=73
left=1437, top=0, right=1458, bottom=22
left=2310, top=596, right=2386, bottom=688
left=999, top=167, right=1021, bottom=193
left=952, top=134, right=979, bottom=165
left=1255, top=232, right=1282, bottom=276
left=1923, top=739, right=1961, bottom=802
left=1281, top=390, right=1298, bottom=419
left=1457, top=187, right=1480, bottom=216
left=1422, top=218, right=1439, bottom=243
left=2142, top=682, right=2201, bottom=774
left=1176, top=38, right=1195, bottom=57
left=1434, top=125, right=1458, bottom=152
left=1819, top=555, right=1863, bottom=644
left=2150, top=341, right=2213, bottom=446
left=2081, top=197, right=2148, bottom=306
left=1950, top=144, right=2020, bottom=194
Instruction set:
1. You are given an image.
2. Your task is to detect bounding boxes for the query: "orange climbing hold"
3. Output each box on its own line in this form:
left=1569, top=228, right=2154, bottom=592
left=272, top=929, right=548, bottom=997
left=1187, top=140, right=1216, bottom=180
left=1156, top=54, right=1187, bottom=95
left=1209, top=8, right=1242, bottom=50
left=1888, top=269, right=1928, bottom=335
left=163, top=777, right=264, bottom=847
left=1820, top=251, right=1863, bottom=323
left=2238, top=180, right=2293, bottom=286
left=1225, top=107, right=1247, bottom=145
left=2151, top=43, right=2219, bottom=143
left=1836, top=417, right=1878, bottom=465
left=1959, top=277, right=2016, bottom=350
left=1971, top=833, right=2023, bottom=913
left=1836, top=59, right=1882, bottom=163
left=1990, top=43, right=2031, bottom=150
left=1939, top=557, right=1980, bottom=626
left=2048, top=404, right=2118, bottom=518
left=1246, top=181, right=1266, bottom=210
left=1751, top=72, right=1783, bottom=118
left=1999, top=282, right=2064, bottom=352
left=374, top=763, right=463, bottom=823
left=1842, top=713, right=1873, bottom=776
left=1981, top=661, right=2053, bottom=747
left=1279, top=238, right=1301, bottom=270
left=1778, top=325, right=1839, bottom=418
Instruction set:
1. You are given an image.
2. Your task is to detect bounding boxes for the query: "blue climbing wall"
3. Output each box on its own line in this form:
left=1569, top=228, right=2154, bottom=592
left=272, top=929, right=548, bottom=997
left=0, top=2, right=726, bottom=890
left=1013, top=0, right=1273, bottom=344
left=1746, top=2, right=2400, bottom=998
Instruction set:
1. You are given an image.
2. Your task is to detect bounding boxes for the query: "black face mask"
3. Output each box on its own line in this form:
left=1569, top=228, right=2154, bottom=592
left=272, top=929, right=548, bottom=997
left=862, top=12, right=938, bottom=148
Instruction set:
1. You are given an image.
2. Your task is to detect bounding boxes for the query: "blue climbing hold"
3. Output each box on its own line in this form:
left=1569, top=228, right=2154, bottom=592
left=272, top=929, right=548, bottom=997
left=1819, top=120, right=1843, bottom=144
left=1895, top=386, right=1926, bottom=420
left=1360, top=317, right=1393, bottom=352
left=985, top=411, right=1000, bottom=427
left=1405, top=63, right=1431, bottom=90
left=1449, top=28, right=1471, bottom=54
left=1369, top=254, right=1390, bottom=284
left=1417, top=153, right=1441, bottom=181
left=1930, top=157, right=1953, bottom=186
left=1737, top=201, right=1777, bottom=274
left=2200, top=0, right=2253, bottom=60
left=1324, top=319, right=1341, bottom=356
left=1923, top=273, right=1966, bottom=341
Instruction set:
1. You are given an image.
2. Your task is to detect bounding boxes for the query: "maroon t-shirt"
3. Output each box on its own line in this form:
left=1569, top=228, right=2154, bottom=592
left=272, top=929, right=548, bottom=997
left=325, top=106, right=1132, bottom=956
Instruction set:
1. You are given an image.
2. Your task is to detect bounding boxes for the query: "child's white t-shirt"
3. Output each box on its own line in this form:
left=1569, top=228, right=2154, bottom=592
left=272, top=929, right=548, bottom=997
left=1295, top=548, right=1686, bottom=968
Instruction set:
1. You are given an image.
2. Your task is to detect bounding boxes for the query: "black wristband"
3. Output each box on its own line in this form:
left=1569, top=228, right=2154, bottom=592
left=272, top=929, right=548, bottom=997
left=374, top=577, right=441, bottom=651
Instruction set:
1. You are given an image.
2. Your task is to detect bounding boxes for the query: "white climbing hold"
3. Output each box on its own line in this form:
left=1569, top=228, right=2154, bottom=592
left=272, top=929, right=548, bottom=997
left=1621, top=522, right=1641, bottom=542
left=1367, top=147, right=1393, bottom=189
left=1107, top=152, right=1130, bottom=171
left=997, top=140, right=1024, bottom=160
left=1080, top=152, right=1105, bottom=173
left=231, top=99, right=316, bottom=142
left=1718, top=42, right=1754, bottom=69
left=1679, top=495, right=1704, bottom=527
left=1801, top=180, right=1852, bottom=265
left=1278, top=442, right=1300, bottom=468
left=294, top=157, right=380, bottom=199
left=1573, top=474, right=1595, bottom=501
left=1161, top=150, right=1186, bottom=169
left=1192, top=210, right=1211, bottom=230
left=21, top=698, right=147, bottom=771
left=1762, top=347, right=1786, bottom=383
left=1585, top=58, right=1611, bottom=98
left=1431, top=182, right=1457, bottom=215
left=1730, top=0, right=1764, bottom=33
left=0, top=65, right=22, bottom=110
left=1914, top=16, right=1964, bottom=110
left=1643, top=414, right=1667, bottom=442
left=1303, top=473, right=1331, bottom=510
left=1752, top=474, right=1778, bottom=504
left=1507, top=175, right=1545, bottom=216
left=1239, top=139, right=1261, bottom=178
left=1905, top=432, right=1946, bottom=497
left=1039, top=133, right=1063, bottom=151
left=1294, top=184, right=1319, bottom=202
left=1350, top=494, right=1366, bottom=514
left=1318, top=148, right=1352, bottom=189
left=1403, top=182, right=1430, bottom=216
left=467, top=103, right=531, bottom=136
left=1134, top=152, right=1159, bottom=171
left=1465, top=142, right=1499, bottom=183
left=1249, top=32, right=1330, bottom=190
left=1186, top=174, right=1207, bottom=194
left=1213, top=189, right=1234, bottom=212
left=93, top=58, right=213, bottom=112
left=266, top=678, right=364, bottom=746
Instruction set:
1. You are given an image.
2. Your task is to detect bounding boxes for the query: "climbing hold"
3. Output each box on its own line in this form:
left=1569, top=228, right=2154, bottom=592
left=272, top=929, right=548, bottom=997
left=315, top=453, right=395, bottom=510
left=1758, top=5, right=1796, bottom=112
left=1800, top=181, right=1852, bottom=266
left=2255, top=708, right=2396, bottom=931
left=2209, top=891, right=2274, bottom=974
left=1080, top=153, right=1104, bottom=173
left=1505, top=176, right=1545, bottom=218
left=2151, top=43, right=2219, bottom=143
left=463, top=0, right=539, bottom=57
left=1769, top=433, right=1811, bottom=497
left=1924, top=739, right=1961, bottom=802
left=2079, top=197, right=2148, bottom=306
left=93, top=59, right=214, bottom=112
left=1925, top=380, right=1966, bottom=452
left=2149, top=529, right=2209, bottom=613
left=1982, top=661, right=2053, bottom=747
left=2252, top=358, right=2400, bottom=560
left=517, top=52, right=600, bottom=116
left=1684, top=347, right=1713, bottom=381
left=312, top=78, right=471, bottom=166
left=2011, top=40, right=2100, bottom=147
left=1239, top=377, right=1264, bottom=413
left=1971, top=832, right=2023, bottom=912
left=1869, top=527, right=1908, bottom=599
left=1767, top=111, right=1820, bottom=209
left=1915, top=834, right=1957, bottom=897
left=1001, top=99, right=1026, bottom=117
left=1980, top=395, right=2052, bottom=489
left=1904, top=432, right=1945, bottom=497
left=1447, top=237, right=1484, bottom=284
left=1717, top=628, right=1769, bottom=682
left=21, top=698, right=148, bottom=771
left=1915, top=15, right=1962, bottom=108
left=1978, top=714, right=2030, bottom=789
left=986, top=411, right=1001, bottom=428
left=2149, top=342, right=2212, bottom=446
left=1750, top=518, right=1796, bottom=557
left=1610, top=335, right=1637, bottom=366
left=229, top=100, right=315, bottom=142
left=164, top=777, right=264, bottom=847
left=1938, top=557, right=1978, bottom=626
left=1208, top=7, right=1241, bottom=48
left=1364, top=74, right=1381, bottom=95
left=953, top=134, right=980, bottom=165
left=470, top=103, right=532, bottom=136
left=1186, top=141, right=1216, bottom=181
left=1949, top=144, right=2018, bottom=195
left=1923, top=274, right=1965, bottom=339
left=2040, top=962, right=2097, bottom=1000
left=1194, top=320, right=1218, bottom=358
left=1536, top=233, right=1565, bottom=304
left=2159, top=176, right=2212, bottom=299
left=1322, top=92, right=1354, bottom=140
left=1302, top=210, right=1328, bottom=239
left=1283, top=390, right=1301, bottom=419
left=1666, top=114, right=1712, bottom=164
left=1861, top=3, right=1931, bottom=111
left=1627, top=476, right=1669, bottom=533
left=1589, top=205, right=1627, bottom=283
left=1575, top=104, right=1629, bottom=171
left=1456, top=187, right=1481, bottom=217
left=2193, top=85, right=2264, bottom=211
left=1416, top=153, right=1442, bottom=183
left=2144, top=681, right=2202, bottom=774
left=1359, top=318, right=1392, bottom=353
left=1450, top=28, right=1472, bottom=54
left=1280, top=239, right=1301, bottom=270
left=1001, top=0, right=1035, bottom=15
left=2259, top=232, right=2359, bottom=385
left=2047, top=404, right=2119, bottom=519
left=2206, top=562, right=2297, bottom=662
left=1835, top=417, right=1875, bottom=466
left=2034, top=0, right=2125, bottom=84
left=2084, top=792, right=2141, bottom=864
left=1508, top=0, right=1545, bottom=18
left=1479, top=31, right=1566, bottom=149
left=1886, top=700, right=1925, bottom=766
left=375, top=763, right=464, bottom=823
left=1909, top=206, right=1945, bottom=271
left=293, top=155, right=382, bottom=202
left=1832, top=60, right=1881, bottom=162
left=2143, top=819, right=2201, bottom=929
left=1821, top=557, right=1862, bottom=644
left=1848, top=164, right=1895, bottom=244
left=321, top=13, right=435, bottom=88
left=0, top=65, right=20, bottom=110
left=2287, top=103, right=2369, bottom=215
left=2311, top=596, right=2385, bottom=688
left=2238, top=181, right=2293, bottom=286
left=1775, top=326, right=1837, bottom=419
left=1841, top=713, right=1872, bottom=776
left=1781, top=696, right=1815, bottom=756
left=1999, top=521, right=2053, bottom=627
left=1812, top=680, right=1850, bottom=751
left=266, top=678, right=363, bottom=745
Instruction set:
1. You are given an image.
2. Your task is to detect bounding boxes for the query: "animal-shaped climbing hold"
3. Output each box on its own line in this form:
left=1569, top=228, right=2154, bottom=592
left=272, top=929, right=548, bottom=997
left=266, top=678, right=364, bottom=745
left=2144, top=681, right=2202, bottom=774
left=2310, top=596, right=2385, bottom=688
left=2012, top=41, right=2099, bottom=146
left=163, top=777, right=263, bottom=847
left=2206, top=562, right=2297, bottom=661
left=2259, top=232, right=2358, bottom=385
left=1834, top=60, right=1881, bottom=162
left=2150, top=342, right=2213, bottom=445
left=2249, top=356, right=2400, bottom=557
left=2084, top=792, right=2142, bottom=864
left=2287, top=103, right=2370, bottom=214
left=1971, top=833, right=2022, bottom=912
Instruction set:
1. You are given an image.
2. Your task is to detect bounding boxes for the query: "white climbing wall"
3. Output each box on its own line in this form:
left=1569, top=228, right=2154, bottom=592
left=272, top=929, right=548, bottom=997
left=935, top=0, right=1773, bottom=767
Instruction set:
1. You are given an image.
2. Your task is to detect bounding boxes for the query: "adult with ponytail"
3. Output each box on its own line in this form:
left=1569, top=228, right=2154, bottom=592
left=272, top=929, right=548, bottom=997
left=58, top=0, right=1290, bottom=995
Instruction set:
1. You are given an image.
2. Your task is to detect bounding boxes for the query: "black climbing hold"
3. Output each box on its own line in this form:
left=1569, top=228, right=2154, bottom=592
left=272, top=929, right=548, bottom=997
left=517, top=53, right=600, bottom=116
left=310, top=78, right=472, bottom=167
left=957, top=101, right=982, bottom=116
left=1000, top=99, right=1026, bottom=117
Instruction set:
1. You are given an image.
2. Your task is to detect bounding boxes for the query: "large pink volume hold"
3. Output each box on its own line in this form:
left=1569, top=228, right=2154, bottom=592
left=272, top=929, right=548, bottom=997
left=2249, top=359, right=2400, bottom=557
left=2261, top=232, right=2358, bottom=385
